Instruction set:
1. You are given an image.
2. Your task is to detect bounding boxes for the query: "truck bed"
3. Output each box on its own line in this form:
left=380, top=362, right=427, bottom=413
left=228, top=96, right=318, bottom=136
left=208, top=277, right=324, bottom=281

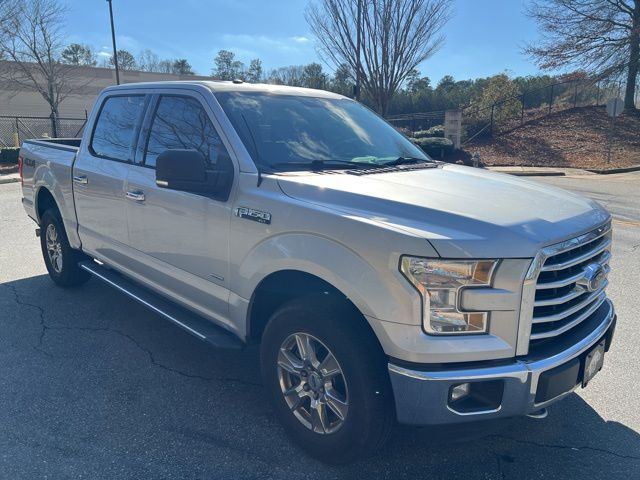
left=19, top=138, right=82, bottom=244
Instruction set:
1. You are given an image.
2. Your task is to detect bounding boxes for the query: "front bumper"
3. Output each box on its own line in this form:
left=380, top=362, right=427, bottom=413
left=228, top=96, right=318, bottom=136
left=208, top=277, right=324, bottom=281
left=388, top=300, right=616, bottom=425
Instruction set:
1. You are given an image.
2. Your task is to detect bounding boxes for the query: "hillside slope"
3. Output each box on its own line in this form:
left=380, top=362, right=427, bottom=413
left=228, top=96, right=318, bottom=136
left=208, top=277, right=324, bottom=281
left=466, top=106, right=640, bottom=170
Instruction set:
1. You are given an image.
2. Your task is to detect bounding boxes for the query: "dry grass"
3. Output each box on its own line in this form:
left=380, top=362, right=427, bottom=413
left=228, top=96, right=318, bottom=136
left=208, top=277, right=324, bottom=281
left=465, top=106, right=640, bottom=170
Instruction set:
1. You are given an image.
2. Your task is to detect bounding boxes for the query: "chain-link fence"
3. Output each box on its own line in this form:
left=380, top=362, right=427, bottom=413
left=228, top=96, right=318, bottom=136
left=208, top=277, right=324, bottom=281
left=385, top=78, right=635, bottom=146
left=0, top=115, right=87, bottom=148
left=385, top=111, right=445, bottom=136
left=460, top=78, right=625, bottom=144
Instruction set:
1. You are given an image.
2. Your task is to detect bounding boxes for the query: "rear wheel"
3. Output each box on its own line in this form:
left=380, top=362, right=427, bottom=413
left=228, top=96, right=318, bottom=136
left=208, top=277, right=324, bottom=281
left=40, top=209, right=90, bottom=287
left=260, top=296, right=395, bottom=464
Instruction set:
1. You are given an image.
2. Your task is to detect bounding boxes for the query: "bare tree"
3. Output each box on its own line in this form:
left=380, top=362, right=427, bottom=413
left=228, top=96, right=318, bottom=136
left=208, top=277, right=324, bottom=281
left=157, top=59, right=173, bottom=73
left=306, top=0, right=452, bottom=114
left=526, top=0, right=640, bottom=111
left=0, top=0, right=78, bottom=129
left=267, top=65, right=305, bottom=86
left=137, top=49, right=160, bottom=72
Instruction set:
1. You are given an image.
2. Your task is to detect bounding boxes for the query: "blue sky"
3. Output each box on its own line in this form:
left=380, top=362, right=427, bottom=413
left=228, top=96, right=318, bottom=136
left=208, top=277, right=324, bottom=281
left=65, top=0, right=549, bottom=83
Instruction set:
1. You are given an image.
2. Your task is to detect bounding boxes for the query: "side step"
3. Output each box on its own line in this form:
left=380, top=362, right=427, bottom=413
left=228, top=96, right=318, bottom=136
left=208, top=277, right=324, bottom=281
left=79, top=260, right=244, bottom=350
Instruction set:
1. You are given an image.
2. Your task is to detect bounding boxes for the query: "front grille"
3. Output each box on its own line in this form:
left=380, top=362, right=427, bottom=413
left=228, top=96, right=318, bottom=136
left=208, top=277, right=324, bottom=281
left=529, top=223, right=612, bottom=347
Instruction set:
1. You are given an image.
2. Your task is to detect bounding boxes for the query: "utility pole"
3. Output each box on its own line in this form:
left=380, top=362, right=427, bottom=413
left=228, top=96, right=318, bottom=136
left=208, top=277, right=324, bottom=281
left=107, top=0, right=120, bottom=85
left=354, top=0, right=362, bottom=101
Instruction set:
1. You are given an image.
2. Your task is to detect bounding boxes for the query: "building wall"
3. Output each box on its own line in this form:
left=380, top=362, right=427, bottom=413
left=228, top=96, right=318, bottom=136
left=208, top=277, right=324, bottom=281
left=0, top=62, right=212, bottom=118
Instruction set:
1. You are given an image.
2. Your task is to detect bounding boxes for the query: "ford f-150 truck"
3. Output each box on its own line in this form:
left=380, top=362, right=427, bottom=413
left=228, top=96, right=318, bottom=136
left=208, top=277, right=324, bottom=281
left=19, top=81, right=616, bottom=464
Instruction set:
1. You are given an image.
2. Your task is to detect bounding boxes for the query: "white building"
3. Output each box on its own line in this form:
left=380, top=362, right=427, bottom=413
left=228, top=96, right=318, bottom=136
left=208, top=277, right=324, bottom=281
left=0, top=61, right=211, bottom=118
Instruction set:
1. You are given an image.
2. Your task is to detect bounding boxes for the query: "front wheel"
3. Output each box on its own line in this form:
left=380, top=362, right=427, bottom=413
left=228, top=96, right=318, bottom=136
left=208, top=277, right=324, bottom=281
left=39, top=209, right=90, bottom=287
left=260, top=296, right=395, bottom=464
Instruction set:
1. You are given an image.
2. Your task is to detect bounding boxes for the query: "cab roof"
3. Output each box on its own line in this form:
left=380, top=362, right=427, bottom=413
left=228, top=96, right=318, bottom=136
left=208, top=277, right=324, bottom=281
left=102, top=80, right=346, bottom=99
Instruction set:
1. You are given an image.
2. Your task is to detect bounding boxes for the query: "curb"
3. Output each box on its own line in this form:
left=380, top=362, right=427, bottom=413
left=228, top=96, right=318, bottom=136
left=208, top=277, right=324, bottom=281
left=487, top=164, right=640, bottom=175
left=586, top=165, right=640, bottom=175
left=0, top=174, right=19, bottom=185
left=486, top=167, right=567, bottom=177
left=502, top=171, right=566, bottom=177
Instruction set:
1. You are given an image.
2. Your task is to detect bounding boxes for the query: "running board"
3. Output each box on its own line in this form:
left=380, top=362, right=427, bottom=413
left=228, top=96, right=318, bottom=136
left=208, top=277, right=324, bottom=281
left=79, top=260, right=244, bottom=350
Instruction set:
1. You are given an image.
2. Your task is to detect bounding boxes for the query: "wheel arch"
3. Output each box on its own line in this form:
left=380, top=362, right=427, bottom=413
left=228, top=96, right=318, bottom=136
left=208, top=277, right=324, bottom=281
left=35, top=186, right=58, bottom=223
left=247, top=269, right=361, bottom=340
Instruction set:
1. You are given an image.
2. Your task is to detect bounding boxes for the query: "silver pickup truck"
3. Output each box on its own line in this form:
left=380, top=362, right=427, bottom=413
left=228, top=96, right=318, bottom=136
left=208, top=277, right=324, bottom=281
left=19, top=81, right=616, bottom=463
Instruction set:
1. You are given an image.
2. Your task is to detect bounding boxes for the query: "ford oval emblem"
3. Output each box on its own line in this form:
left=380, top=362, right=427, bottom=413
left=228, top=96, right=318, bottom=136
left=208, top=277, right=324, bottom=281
left=579, top=264, right=606, bottom=292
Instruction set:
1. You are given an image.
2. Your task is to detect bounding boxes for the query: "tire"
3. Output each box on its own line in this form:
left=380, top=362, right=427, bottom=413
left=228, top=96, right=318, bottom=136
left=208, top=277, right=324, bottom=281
left=40, top=209, right=90, bottom=287
left=260, top=295, right=395, bottom=464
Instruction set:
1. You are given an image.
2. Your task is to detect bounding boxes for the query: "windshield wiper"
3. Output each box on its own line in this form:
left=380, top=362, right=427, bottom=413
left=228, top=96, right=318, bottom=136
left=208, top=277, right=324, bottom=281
left=269, top=159, right=376, bottom=171
left=379, top=156, right=435, bottom=167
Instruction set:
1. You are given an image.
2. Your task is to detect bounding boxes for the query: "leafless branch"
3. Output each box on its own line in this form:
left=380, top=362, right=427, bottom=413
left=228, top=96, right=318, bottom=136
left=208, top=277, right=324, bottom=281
left=525, top=0, right=639, bottom=110
left=0, top=0, right=91, bottom=119
left=306, top=0, right=452, bottom=115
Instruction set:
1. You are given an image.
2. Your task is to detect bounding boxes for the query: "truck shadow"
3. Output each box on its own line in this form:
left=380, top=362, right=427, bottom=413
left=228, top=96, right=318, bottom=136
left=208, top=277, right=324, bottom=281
left=1, top=274, right=638, bottom=479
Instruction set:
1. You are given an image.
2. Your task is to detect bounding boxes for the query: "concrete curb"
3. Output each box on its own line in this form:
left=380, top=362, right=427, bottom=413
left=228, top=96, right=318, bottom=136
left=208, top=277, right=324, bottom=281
left=486, top=167, right=566, bottom=177
left=0, top=174, right=19, bottom=185
left=502, top=171, right=566, bottom=177
left=487, top=164, right=640, bottom=176
left=586, top=165, right=640, bottom=175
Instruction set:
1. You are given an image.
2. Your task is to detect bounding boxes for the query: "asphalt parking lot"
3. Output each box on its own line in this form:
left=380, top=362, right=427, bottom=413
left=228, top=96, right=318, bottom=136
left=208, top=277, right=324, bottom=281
left=1, top=173, right=639, bottom=479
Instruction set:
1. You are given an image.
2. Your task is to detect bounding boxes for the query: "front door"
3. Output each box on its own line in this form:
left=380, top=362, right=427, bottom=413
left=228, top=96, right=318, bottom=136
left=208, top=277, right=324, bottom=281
left=125, top=93, right=235, bottom=327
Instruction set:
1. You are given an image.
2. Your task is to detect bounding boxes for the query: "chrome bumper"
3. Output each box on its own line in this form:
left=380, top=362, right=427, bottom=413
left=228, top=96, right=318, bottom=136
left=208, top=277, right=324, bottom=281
left=388, top=300, right=615, bottom=425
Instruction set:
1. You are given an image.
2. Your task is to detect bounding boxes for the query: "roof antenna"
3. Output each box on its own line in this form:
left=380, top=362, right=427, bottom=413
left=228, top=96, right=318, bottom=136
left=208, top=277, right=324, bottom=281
left=241, top=113, right=264, bottom=187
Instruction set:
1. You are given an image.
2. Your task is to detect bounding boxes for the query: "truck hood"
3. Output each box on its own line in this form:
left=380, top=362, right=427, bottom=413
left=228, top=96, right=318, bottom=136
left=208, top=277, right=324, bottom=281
left=276, top=164, right=610, bottom=258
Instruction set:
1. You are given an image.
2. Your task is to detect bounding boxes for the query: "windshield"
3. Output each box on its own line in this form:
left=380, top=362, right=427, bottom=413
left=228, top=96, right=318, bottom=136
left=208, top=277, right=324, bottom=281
left=215, top=92, right=430, bottom=171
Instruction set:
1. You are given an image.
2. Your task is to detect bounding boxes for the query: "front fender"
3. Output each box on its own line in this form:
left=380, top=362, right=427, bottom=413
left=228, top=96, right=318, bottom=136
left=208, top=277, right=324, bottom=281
left=232, top=232, right=422, bottom=325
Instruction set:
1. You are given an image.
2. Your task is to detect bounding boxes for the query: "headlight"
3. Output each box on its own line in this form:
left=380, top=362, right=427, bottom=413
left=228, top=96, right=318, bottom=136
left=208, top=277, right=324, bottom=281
left=400, top=257, right=498, bottom=335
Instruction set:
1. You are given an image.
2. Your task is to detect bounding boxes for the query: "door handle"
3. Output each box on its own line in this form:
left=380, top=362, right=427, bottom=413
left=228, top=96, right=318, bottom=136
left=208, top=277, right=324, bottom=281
left=73, top=175, right=88, bottom=185
left=126, top=190, right=145, bottom=202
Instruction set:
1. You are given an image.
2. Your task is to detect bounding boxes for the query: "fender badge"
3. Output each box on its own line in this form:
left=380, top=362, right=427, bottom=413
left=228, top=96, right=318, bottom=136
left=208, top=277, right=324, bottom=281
left=234, top=207, right=272, bottom=224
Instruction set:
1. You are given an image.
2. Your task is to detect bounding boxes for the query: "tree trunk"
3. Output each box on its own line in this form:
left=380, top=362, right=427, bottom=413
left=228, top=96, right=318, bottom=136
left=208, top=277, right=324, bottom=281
left=624, top=2, right=640, bottom=110
left=48, top=78, right=59, bottom=138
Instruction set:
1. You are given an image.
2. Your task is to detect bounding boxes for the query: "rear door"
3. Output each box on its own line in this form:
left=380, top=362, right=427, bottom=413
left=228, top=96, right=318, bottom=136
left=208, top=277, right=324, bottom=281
left=124, top=90, right=236, bottom=327
left=74, top=93, right=148, bottom=265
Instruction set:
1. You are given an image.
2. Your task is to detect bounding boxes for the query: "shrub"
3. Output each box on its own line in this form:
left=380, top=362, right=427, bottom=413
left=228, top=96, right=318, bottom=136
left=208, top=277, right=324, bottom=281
left=412, top=136, right=453, bottom=158
left=394, top=126, right=413, bottom=137
left=0, top=147, right=20, bottom=164
left=413, top=125, right=445, bottom=139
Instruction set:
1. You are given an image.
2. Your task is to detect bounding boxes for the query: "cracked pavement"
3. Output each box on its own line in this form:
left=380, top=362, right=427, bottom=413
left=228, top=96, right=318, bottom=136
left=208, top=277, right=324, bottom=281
left=1, top=175, right=639, bottom=479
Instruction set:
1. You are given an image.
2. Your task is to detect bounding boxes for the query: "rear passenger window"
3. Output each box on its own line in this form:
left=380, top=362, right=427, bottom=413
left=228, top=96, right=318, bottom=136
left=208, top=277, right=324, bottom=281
left=144, top=95, right=229, bottom=168
left=91, top=95, right=145, bottom=162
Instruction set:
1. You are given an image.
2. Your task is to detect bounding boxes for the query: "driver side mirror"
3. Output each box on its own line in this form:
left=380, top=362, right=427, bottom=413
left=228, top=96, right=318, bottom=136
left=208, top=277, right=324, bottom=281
left=155, top=149, right=233, bottom=200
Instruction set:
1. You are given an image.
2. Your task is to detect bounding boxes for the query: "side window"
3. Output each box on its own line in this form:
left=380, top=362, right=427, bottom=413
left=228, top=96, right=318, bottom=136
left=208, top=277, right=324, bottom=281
left=91, top=95, right=145, bottom=162
left=145, top=95, right=230, bottom=168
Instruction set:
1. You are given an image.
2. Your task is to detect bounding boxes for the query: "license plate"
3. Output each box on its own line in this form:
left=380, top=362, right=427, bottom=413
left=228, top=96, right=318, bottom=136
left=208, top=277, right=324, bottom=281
left=582, top=341, right=605, bottom=387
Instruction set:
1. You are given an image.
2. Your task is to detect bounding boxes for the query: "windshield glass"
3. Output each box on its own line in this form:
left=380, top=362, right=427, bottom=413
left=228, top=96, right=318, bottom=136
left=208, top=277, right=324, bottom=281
left=215, top=92, right=430, bottom=171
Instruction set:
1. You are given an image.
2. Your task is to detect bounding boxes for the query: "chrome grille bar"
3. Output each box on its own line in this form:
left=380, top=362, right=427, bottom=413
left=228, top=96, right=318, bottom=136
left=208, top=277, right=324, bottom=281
left=532, top=283, right=608, bottom=323
left=518, top=222, right=612, bottom=351
left=541, top=236, right=611, bottom=272
left=533, top=279, right=608, bottom=307
left=530, top=294, right=607, bottom=340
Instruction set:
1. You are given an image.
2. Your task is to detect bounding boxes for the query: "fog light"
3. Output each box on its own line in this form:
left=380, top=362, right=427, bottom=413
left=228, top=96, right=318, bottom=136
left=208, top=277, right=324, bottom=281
left=449, top=382, right=470, bottom=401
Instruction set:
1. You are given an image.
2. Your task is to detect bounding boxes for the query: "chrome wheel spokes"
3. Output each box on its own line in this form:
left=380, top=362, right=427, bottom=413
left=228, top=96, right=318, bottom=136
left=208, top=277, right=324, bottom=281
left=277, top=332, right=349, bottom=434
left=45, top=223, right=63, bottom=273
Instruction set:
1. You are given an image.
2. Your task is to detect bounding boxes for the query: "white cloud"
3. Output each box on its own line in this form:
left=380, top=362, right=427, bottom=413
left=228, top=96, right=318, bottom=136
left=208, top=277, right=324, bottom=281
left=291, top=36, right=310, bottom=44
left=220, top=33, right=313, bottom=55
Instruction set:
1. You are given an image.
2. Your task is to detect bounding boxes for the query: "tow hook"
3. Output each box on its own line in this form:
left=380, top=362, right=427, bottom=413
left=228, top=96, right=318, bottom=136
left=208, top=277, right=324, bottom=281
left=35, top=228, right=41, bottom=237
left=527, top=408, right=548, bottom=419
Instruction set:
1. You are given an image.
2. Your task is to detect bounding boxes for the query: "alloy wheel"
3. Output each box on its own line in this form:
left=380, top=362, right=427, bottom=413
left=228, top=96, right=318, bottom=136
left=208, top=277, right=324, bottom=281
left=277, top=332, right=349, bottom=434
left=45, top=223, right=63, bottom=273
